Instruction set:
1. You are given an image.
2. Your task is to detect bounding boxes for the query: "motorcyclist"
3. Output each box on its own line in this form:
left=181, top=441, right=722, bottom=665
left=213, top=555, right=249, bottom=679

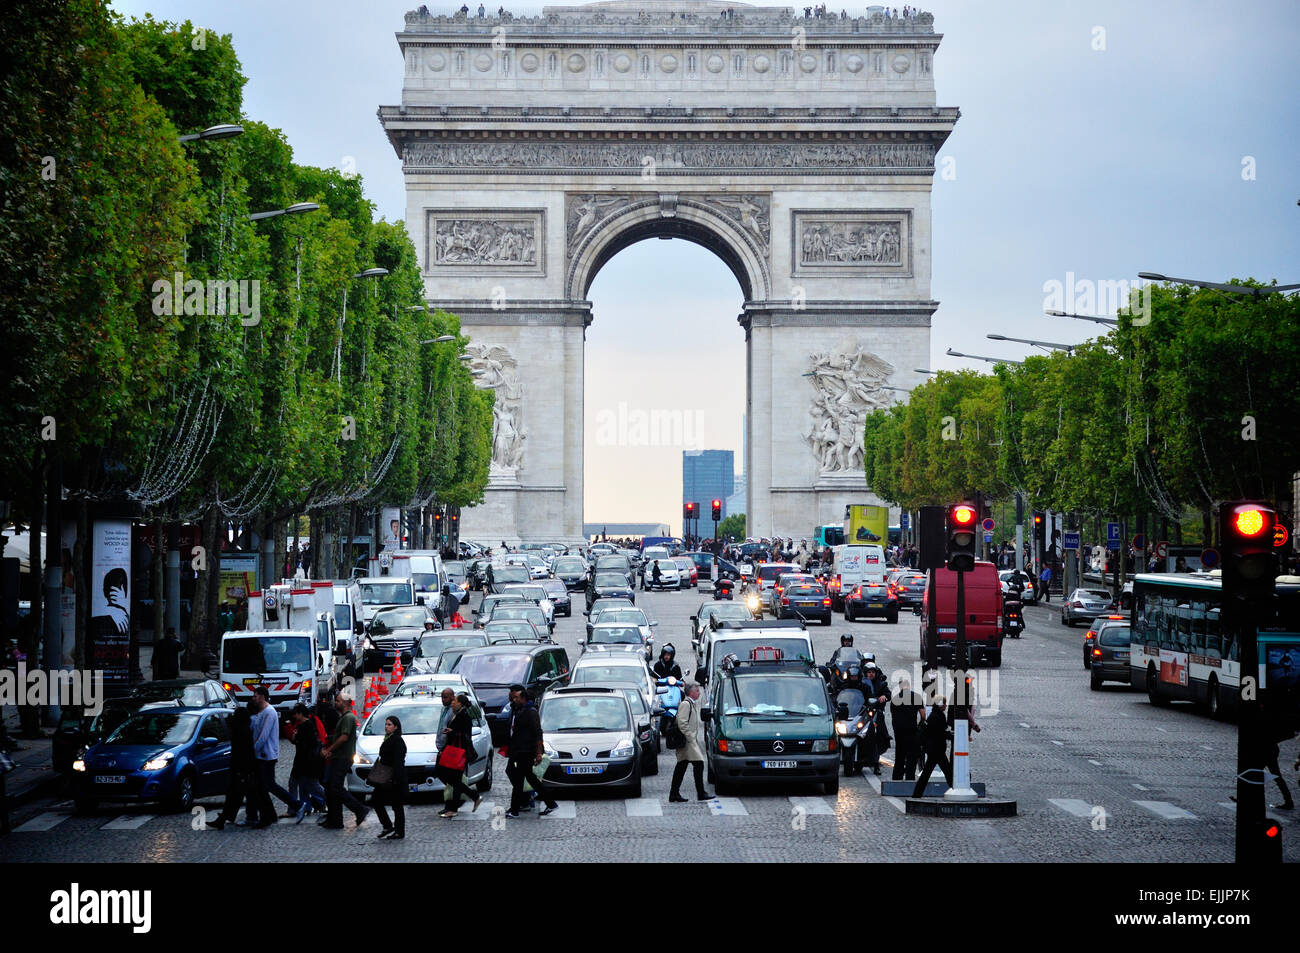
left=860, top=661, right=892, bottom=775
left=827, top=634, right=862, bottom=672
left=652, top=644, right=683, bottom=680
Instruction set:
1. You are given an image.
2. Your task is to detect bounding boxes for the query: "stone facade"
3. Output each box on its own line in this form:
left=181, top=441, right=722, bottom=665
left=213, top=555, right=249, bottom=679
left=381, top=1, right=957, bottom=542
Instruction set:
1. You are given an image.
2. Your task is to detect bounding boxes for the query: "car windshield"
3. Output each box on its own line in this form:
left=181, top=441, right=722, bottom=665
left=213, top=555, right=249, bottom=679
left=333, top=604, right=353, bottom=631
left=417, top=634, right=485, bottom=656
left=725, top=676, right=827, bottom=716
left=1099, top=625, right=1131, bottom=647
left=758, top=565, right=794, bottom=580
left=493, top=567, right=530, bottom=584
left=617, top=687, right=649, bottom=716
left=542, top=580, right=567, bottom=595
left=709, top=605, right=752, bottom=622
left=222, top=636, right=313, bottom=674
left=491, top=606, right=544, bottom=622
left=595, top=574, right=628, bottom=588
left=512, top=586, right=548, bottom=601
left=453, top=652, right=531, bottom=686
left=572, top=665, right=645, bottom=687
left=1086, top=590, right=1113, bottom=602
left=359, top=582, right=413, bottom=605
left=554, top=558, right=586, bottom=573
left=485, top=622, right=539, bottom=641
left=594, top=609, right=647, bottom=625
left=591, top=626, right=644, bottom=645
left=444, top=561, right=466, bottom=576
left=363, top=705, right=445, bottom=735
left=106, top=712, right=200, bottom=746
left=541, top=695, right=630, bottom=732
left=133, top=683, right=207, bottom=706
left=372, top=607, right=428, bottom=630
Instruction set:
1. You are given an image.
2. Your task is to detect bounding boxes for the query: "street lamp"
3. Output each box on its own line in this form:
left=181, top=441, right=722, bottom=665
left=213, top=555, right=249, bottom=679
left=248, top=202, right=320, bottom=222
left=1138, top=272, right=1300, bottom=296
left=458, top=353, right=474, bottom=362
left=1045, top=309, right=1118, bottom=327
left=335, top=268, right=390, bottom=383
left=945, top=347, right=1024, bottom=366
left=987, top=333, right=1076, bottom=355
left=178, top=123, right=244, bottom=143
left=914, top=368, right=937, bottom=375
left=420, top=335, right=456, bottom=345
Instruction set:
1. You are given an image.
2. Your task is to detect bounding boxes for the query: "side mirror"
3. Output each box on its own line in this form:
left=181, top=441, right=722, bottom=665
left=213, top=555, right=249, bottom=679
left=689, top=615, right=697, bottom=623
left=818, top=665, right=832, bottom=682
left=354, top=621, right=364, bottom=635
left=649, top=620, right=659, bottom=627
left=198, top=736, right=219, bottom=748
left=700, top=707, right=712, bottom=722
left=417, top=596, right=426, bottom=605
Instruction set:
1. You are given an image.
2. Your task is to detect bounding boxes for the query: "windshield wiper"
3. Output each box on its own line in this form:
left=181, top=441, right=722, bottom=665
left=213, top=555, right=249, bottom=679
left=556, top=726, right=613, bottom=732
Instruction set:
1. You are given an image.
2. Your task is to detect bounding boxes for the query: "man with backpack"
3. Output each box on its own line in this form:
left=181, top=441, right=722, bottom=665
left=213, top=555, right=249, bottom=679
left=668, top=682, right=712, bottom=802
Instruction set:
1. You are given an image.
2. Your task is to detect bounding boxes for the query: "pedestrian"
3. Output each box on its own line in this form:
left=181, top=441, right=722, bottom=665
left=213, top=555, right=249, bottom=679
left=320, top=692, right=369, bottom=829
left=368, top=715, right=408, bottom=839
left=288, top=703, right=328, bottom=821
left=436, top=693, right=483, bottom=817
left=890, top=676, right=926, bottom=781
left=668, top=682, right=713, bottom=801
left=504, top=684, right=558, bottom=818
left=1266, top=704, right=1295, bottom=811
left=151, top=627, right=183, bottom=680
left=249, top=686, right=301, bottom=826
left=1039, top=563, right=1053, bottom=603
left=207, top=702, right=260, bottom=830
left=912, top=697, right=954, bottom=797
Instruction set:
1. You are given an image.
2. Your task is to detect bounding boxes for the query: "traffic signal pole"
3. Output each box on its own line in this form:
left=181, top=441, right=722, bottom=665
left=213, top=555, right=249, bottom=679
left=945, top=503, right=979, bottom=801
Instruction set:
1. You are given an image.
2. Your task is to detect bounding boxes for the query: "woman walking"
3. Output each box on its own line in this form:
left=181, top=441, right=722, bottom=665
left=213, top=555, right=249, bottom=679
left=437, top=693, right=482, bottom=817
left=369, top=715, right=408, bottom=840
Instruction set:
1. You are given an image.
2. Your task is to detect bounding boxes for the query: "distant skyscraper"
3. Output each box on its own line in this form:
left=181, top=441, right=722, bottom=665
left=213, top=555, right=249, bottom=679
left=683, top=450, right=735, bottom=521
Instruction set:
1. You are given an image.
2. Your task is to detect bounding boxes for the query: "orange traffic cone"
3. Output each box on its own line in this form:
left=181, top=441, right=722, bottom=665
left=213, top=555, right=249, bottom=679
left=388, top=663, right=402, bottom=692
left=374, top=673, right=388, bottom=697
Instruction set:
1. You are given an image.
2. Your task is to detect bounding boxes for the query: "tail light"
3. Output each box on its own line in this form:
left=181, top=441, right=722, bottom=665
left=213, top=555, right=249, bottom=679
left=1092, top=648, right=1102, bottom=658
left=833, top=575, right=842, bottom=590
left=1072, top=601, right=1084, bottom=608
left=822, top=598, right=831, bottom=606
left=781, top=597, right=790, bottom=605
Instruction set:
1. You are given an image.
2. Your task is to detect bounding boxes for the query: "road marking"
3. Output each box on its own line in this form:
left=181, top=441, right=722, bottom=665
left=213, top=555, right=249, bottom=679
left=542, top=800, right=576, bottom=819
left=707, top=796, right=748, bottom=817
left=625, top=797, right=662, bottom=817
left=14, top=812, right=70, bottom=832
left=1051, top=740, right=1065, bottom=746
left=1133, top=800, right=1196, bottom=820
left=1088, top=759, right=1103, bottom=766
left=1048, top=798, right=1095, bottom=818
left=1200, top=745, right=1213, bottom=751
left=884, top=796, right=907, bottom=813
left=866, top=775, right=882, bottom=794
left=789, top=795, right=834, bottom=816
left=102, top=814, right=156, bottom=830
left=1218, top=802, right=1236, bottom=812
left=455, top=800, right=496, bottom=820
left=1155, top=727, right=1168, bottom=733
left=1132, top=783, right=1149, bottom=791
left=1019, top=722, right=1031, bottom=728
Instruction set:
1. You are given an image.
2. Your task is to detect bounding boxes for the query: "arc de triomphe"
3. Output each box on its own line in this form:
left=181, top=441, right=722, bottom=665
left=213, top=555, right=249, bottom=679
left=380, top=1, right=957, bottom=544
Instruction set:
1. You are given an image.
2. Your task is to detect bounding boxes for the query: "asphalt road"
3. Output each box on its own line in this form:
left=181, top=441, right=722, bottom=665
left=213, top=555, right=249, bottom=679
left=5, top=583, right=1296, bottom=862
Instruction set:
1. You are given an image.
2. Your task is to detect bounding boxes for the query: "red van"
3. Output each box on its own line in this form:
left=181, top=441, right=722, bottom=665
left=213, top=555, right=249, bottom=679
left=918, top=561, right=1003, bottom=668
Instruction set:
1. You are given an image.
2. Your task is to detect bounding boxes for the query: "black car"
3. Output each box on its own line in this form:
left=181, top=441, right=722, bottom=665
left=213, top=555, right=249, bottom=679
left=585, top=572, right=637, bottom=612
left=452, top=643, right=572, bottom=746
left=776, top=584, right=833, bottom=625
left=892, top=571, right=928, bottom=608
left=551, top=555, right=591, bottom=592
left=845, top=580, right=899, bottom=623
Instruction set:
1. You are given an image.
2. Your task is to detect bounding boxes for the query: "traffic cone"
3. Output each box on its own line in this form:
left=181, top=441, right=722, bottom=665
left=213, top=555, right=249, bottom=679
left=388, top=662, right=402, bottom=693
left=374, top=673, right=388, bottom=698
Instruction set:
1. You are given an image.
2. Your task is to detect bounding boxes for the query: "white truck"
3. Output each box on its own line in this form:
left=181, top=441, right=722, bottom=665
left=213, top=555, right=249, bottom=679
left=830, top=543, right=888, bottom=611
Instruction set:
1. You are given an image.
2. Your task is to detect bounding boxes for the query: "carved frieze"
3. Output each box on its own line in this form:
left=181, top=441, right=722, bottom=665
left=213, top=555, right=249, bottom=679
left=792, top=210, right=912, bottom=277
left=424, top=209, right=544, bottom=275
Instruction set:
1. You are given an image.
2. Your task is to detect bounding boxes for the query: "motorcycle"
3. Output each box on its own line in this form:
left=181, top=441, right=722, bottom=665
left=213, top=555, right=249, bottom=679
left=655, top=676, right=684, bottom=736
left=1003, top=593, right=1024, bottom=639
left=743, top=584, right=763, bottom=619
left=835, top=688, right=886, bottom=776
left=713, top=578, right=734, bottom=601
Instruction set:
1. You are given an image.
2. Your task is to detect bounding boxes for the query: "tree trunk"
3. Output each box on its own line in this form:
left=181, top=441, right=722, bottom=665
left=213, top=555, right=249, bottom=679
left=152, top=519, right=165, bottom=642
left=20, top=454, right=44, bottom=736
left=205, top=503, right=223, bottom=672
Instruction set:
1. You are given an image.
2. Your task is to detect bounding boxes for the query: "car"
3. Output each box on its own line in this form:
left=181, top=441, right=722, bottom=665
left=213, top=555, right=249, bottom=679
left=701, top=653, right=839, bottom=796
left=845, top=580, right=898, bottom=624
left=73, top=706, right=234, bottom=813
left=451, top=643, right=571, bottom=745
left=999, top=570, right=1037, bottom=605
left=72, top=678, right=237, bottom=762
left=484, top=620, right=549, bottom=644
left=570, top=652, right=658, bottom=716
left=892, top=570, right=928, bottom=609
left=537, top=687, right=643, bottom=797
left=364, top=604, right=436, bottom=672
left=755, top=563, right=798, bottom=598
left=443, top=560, right=472, bottom=604
left=769, top=572, right=817, bottom=613
left=1084, top=614, right=1128, bottom=669
left=580, top=622, right=654, bottom=661
left=776, top=583, right=833, bottom=624
left=689, top=602, right=754, bottom=652
left=406, top=631, right=489, bottom=675
left=576, top=681, right=661, bottom=775
left=483, top=603, right=554, bottom=638
left=466, top=558, right=493, bottom=591
left=673, top=556, right=698, bottom=589
left=522, top=553, right=551, bottom=580
left=486, top=564, right=532, bottom=593
left=348, top=688, right=493, bottom=796
left=356, top=576, right=419, bottom=624
left=501, top=583, right=556, bottom=625
left=1062, top=587, right=1116, bottom=627
left=586, top=571, right=637, bottom=611
left=593, top=554, right=634, bottom=579
left=537, top=577, right=572, bottom=617
left=586, top=606, right=658, bottom=645
left=694, top=619, right=816, bottom=686
left=551, top=555, right=590, bottom=592
left=640, top=557, right=681, bottom=591
left=1089, top=618, right=1133, bottom=689
left=472, top=592, right=525, bottom=626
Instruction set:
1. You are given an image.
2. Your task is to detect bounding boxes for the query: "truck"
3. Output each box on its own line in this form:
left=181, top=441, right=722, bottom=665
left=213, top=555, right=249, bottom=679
left=918, top=561, right=1004, bottom=668
left=843, top=504, right=889, bottom=545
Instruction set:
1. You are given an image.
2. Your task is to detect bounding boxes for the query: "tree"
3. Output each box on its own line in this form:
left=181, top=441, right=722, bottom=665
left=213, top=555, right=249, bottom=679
left=717, top=513, right=746, bottom=541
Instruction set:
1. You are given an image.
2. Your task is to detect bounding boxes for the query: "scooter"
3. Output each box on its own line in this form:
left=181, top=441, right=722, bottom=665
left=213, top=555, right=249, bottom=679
left=835, top=688, right=886, bottom=776
left=655, top=676, right=684, bottom=736
left=1003, top=594, right=1024, bottom=639
left=713, top=578, right=734, bottom=601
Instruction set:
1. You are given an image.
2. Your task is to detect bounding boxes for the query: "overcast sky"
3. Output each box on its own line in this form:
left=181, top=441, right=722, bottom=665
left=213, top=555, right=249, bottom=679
left=111, top=0, right=1300, bottom=534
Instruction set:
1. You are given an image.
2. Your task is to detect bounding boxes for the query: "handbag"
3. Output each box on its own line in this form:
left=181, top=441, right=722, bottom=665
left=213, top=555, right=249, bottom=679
left=367, top=762, right=393, bottom=786
left=438, top=744, right=468, bottom=772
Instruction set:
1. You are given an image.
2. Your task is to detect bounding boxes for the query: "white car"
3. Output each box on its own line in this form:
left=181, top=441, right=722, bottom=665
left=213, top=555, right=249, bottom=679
left=501, top=583, right=555, bottom=624
left=569, top=653, right=657, bottom=717
left=640, top=558, right=681, bottom=590
left=587, top=606, right=658, bottom=648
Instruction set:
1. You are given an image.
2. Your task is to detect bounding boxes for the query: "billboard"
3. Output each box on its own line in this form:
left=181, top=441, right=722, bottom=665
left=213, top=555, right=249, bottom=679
left=90, top=520, right=132, bottom=690
left=382, top=506, right=401, bottom=551
left=844, top=504, right=889, bottom=545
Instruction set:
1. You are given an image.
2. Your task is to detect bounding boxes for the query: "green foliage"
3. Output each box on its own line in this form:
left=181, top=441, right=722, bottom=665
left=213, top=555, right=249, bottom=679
left=717, top=513, right=746, bottom=541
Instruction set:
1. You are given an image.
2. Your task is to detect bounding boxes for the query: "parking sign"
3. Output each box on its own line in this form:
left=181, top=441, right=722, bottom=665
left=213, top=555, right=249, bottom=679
left=1106, top=522, right=1120, bottom=551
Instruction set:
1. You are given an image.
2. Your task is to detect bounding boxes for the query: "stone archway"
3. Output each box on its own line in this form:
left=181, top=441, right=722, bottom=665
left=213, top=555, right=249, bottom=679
left=380, top=1, right=958, bottom=544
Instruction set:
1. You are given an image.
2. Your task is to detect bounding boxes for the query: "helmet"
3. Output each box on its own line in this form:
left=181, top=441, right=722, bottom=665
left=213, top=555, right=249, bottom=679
left=865, top=661, right=878, bottom=671
left=660, top=643, right=676, bottom=659
left=840, top=634, right=854, bottom=647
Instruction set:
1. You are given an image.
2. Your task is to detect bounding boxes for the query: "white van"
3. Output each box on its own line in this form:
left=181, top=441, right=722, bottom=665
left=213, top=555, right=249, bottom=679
left=356, top=576, right=418, bottom=624
left=220, top=628, right=340, bottom=715
left=831, top=544, right=887, bottom=610
left=331, top=579, right=365, bottom=649
left=694, top=619, right=815, bottom=686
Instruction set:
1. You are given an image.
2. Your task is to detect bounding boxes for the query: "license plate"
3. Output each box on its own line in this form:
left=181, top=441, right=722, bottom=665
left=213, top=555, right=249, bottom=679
left=762, top=760, right=798, bottom=769
left=564, top=764, right=605, bottom=775
left=869, top=603, right=883, bottom=608
left=798, top=602, right=817, bottom=608
left=1116, top=652, right=1130, bottom=660
left=96, top=775, right=127, bottom=784
left=938, top=627, right=957, bottom=634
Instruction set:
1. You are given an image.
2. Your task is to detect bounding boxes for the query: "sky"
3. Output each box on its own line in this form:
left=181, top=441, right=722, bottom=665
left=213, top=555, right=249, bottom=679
left=110, top=0, right=1300, bottom=534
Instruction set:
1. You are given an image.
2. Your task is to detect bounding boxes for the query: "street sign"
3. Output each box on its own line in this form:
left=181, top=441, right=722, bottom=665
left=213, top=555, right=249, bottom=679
left=1274, top=524, right=1290, bottom=548
left=1200, top=548, right=1220, bottom=569
left=1063, top=531, right=1080, bottom=551
left=1154, top=540, right=1168, bottom=558
left=1106, top=522, right=1120, bottom=551
left=984, top=531, right=994, bottom=543
left=1132, top=533, right=1147, bottom=551
left=901, top=513, right=909, bottom=530
left=982, top=518, right=995, bottom=532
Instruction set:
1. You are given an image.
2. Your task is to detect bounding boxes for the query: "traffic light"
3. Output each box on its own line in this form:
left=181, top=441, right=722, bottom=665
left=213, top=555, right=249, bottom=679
left=684, top=502, right=696, bottom=521
left=433, top=511, right=443, bottom=541
left=946, top=502, right=978, bottom=572
left=711, top=499, right=722, bottom=521
left=1032, top=511, right=1046, bottom=551
left=1221, top=500, right=1279, bottom=602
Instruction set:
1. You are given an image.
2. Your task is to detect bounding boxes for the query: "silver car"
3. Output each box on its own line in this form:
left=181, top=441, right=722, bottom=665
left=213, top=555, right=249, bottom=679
left=570, top=654, right=657, bottom=716
left=1061, top=587, right=1115, bottom=627
left=539, top=687, right=643, bottom=798
left=580, top=623, right=653, bottom=661
left=348, top=683, right=493, bottom=797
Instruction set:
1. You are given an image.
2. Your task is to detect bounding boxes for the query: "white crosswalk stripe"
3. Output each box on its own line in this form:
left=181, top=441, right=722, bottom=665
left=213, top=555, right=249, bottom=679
left=788, top=795, right=834, bottom=815
left=542, top=801, right=577, bottom=819
left=452, top=800, right=497, bottom=820
left=13, top=812, right=71, bottom=833
left=1133, top=800, right=1196, bottom=819
left=1048, top=798, right=1095, bottom=818
left=625, top=797, right=662, bottom=817
left=102, top=814, right=156, bottom=830
left=883, top=796, right=907, bottom=813
left=706, top=796, right=748, bottom=816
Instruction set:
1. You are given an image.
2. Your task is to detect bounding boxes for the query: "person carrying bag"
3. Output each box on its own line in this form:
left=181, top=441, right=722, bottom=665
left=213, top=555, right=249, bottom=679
left=369, top=715, right=407, bottom=839
left=436, top=693, right=483, bottom=817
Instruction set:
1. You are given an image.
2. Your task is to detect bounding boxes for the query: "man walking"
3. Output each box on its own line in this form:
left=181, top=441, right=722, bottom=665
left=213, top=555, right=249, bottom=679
left=912, top=697, right=954, bottom=797
left=668, top=682, right=712, bottom=802
left=890, top=676, right=926, bottom=782
left=504, top=685, right=558, bottom=818
left=250, top=686, right=301, bottom=827
left=288, top=703, right=328, bottom=821
left=151, top=627, right=183, bottom=680
left=1039, top=563, right=1053, bottom=603
left=320, top=692, right=369, bottom=829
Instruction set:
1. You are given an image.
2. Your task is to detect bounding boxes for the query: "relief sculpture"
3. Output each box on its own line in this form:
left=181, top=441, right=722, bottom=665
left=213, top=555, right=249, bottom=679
left=433, top=219, right=537, bottom=266
left=466, top=343, right=527, bottom=473
left=801, top=219, right=901, bottom=265
left=803, top=345, right=895, bottom=473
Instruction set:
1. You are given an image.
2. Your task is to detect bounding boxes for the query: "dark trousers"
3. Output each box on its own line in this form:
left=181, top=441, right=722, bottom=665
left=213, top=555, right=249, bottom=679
left=912, top=748, right=953, bottom=797
left=892, top=732, right=920, bottom=780
left=256, top=758, right=300, bottom=813
left=325, top=756, right=366, bottom=823
left=436, top=765, right=477, bottom=811
left=1268, top=743, right=1294, bottom=807
left=219, top=767, right=261, bottom=824
left=507, top=755, right=555, bottom=813
left=670, top=759, right=706, bottom=797
left=370, top=785, right=405, bottom=835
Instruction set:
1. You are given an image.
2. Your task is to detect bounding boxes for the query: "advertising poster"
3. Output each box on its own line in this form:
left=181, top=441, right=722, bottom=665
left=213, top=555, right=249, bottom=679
left=845, top=504, right=888, bottom=544
left=219, top=553, right=258, bottom=606
left=90, top=520, right=132, bottom=689
left=382, top=505, right=401, bottom=551
left=1158, top=647, right=1188, bottom=687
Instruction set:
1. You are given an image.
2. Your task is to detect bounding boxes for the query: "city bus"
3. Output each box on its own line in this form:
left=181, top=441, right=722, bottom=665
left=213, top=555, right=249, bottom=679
left=814, top=525, right=845, bottom=549
left=1130, top=572, right=1300, bottom=718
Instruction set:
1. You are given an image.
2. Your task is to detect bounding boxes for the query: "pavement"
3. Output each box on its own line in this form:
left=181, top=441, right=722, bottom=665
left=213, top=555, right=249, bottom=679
left=4, top=585, right=1297, bottom=861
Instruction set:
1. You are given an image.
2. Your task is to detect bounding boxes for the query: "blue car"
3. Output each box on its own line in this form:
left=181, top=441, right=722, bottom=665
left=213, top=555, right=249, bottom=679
left=73, top=705, right=233, bottom=814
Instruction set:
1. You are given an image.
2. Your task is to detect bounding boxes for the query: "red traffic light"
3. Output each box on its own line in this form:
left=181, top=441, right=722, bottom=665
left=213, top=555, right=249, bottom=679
left=1232, top=508, right=1267, bottom=537
left=712, top=499, right=721, bottom=508
left=451, top=514, right=458, bottom=523
left=951, top=505, right=976, bottom=526
left=1265, top=823, right=1280, bottom=838
left=1033, top=514, right=1043, bottom=525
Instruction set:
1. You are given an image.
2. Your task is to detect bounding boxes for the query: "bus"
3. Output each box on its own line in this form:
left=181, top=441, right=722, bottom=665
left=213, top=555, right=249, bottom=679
left=814, top=525, right=845, bottom=549
left=1130, top=572, right=1300, bottom=718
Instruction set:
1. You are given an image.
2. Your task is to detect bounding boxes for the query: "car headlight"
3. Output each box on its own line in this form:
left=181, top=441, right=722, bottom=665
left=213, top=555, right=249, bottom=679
left=811, top=739, right=832, bottom=753
left=543, top=741, right=558, bottom=758
left=142, top=752, right=175, bottom=772
left=718, top=738, right=745, bottom=753
left=72, top=759, right=86, bottom=773
left=354, top=752, right=372, bottom=765
left=611, top=740, right=635, bottom=758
